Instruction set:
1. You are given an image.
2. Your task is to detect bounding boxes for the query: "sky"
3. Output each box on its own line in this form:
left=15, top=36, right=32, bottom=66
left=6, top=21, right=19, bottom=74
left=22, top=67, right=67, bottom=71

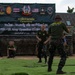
left=0, top=0, right=75, bottom=13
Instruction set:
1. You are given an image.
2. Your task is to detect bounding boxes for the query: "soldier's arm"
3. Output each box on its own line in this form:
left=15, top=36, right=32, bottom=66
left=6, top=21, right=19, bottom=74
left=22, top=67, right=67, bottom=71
left=8, top=48, right=14, bottom=50
left=44, top=26, right=51, bottom=44
left=62, top=23, right=69, bottom=33
left=36, top=31, right=41, bottom=41
left=13, top=47, right=16, bottom=51
left=36, top=35, right=41, bottom=41
left=11, top=46, right=16, bottom=51
left=44, top=36, right=51, bottom=44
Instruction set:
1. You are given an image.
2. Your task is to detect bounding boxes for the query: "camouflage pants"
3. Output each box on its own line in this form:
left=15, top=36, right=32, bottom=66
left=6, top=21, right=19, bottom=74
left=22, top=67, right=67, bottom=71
left=48, top=39, right=67, bottom=71
left=37, top=42, right=47, bottom=62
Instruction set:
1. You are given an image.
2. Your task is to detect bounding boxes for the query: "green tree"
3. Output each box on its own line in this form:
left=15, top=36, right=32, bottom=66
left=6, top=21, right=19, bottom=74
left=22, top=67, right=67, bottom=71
left=67, top=6, right=74, bottom=13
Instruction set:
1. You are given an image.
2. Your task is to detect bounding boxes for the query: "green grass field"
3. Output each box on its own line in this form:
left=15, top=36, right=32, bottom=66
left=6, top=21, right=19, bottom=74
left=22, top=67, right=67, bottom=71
left=0, top=57, right=75, bottom=75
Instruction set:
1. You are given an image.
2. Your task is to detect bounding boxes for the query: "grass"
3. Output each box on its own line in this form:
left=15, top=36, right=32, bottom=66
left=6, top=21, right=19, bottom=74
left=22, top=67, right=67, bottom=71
left=0, top=57, right=75, bottom=75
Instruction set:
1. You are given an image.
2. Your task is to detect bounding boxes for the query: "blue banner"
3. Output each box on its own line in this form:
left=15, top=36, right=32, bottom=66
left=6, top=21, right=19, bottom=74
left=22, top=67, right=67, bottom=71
left=0, top=3, right=55, bottom=35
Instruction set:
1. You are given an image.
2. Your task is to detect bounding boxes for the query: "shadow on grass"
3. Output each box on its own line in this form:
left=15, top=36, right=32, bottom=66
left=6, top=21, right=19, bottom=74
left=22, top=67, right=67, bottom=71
left=23, top=64, right=47, bottom=68
left=54, top=64, right=75, bottom=66
left=11, top=72, right=29, bottom=75
left=69, top=72, right=75, bottom=74
left=65, top=65, right=75, bottom=66
left=23, top=64, right=75, bottom=68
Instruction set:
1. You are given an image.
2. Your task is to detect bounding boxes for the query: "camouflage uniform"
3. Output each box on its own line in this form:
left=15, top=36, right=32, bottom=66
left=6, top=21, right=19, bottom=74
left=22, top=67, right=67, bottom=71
left=37, top=30, right=49, bottom=63
left=48, top=21, right=69, bottom=72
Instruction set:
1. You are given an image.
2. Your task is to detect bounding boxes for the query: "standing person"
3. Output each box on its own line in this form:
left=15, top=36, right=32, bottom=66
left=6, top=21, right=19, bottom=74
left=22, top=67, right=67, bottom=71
left=63, top=33, right=67, bottom=46
left=63, top=33, right=69, bottom=57
left=36, top=24, right=49, bottom=63
left=7, top=40, right=16, bottom=58
left=44, top=15, right=69, bottom=74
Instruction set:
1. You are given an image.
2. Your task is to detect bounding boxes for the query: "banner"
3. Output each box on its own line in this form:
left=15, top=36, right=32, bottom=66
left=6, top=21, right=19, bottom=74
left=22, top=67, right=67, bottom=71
left=0, top=3, right=55, bottom=35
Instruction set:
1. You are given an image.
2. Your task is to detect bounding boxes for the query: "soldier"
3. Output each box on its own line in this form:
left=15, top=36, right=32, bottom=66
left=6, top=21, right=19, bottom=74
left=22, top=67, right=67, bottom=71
left=7, top=40, right=16, bottom=58
left=36, top=24, right=49, bottom=63
left=44, top=15, right=69, bottom=74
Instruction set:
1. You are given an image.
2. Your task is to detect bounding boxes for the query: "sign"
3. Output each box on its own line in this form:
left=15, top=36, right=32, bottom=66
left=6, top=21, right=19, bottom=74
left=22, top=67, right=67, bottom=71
left=0, top=23, right=48, bottom=35
left=0, top=3, right=55, bottom=35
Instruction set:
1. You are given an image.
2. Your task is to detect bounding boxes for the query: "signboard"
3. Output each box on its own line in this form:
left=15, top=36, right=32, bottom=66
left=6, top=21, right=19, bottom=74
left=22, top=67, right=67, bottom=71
left=0, top=3, right=55, bottom=35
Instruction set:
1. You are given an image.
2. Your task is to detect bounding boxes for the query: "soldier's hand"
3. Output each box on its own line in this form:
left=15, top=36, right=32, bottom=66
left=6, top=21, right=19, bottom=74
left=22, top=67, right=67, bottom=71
left=39, top=38, right=42, bottom=41
left=13, top=48, right=16, bottom=51
left=63, top=42, right=67, bottom=46
left=44, top=41, right=47, bottom=45
left=8, top=48, right=11, bottom=49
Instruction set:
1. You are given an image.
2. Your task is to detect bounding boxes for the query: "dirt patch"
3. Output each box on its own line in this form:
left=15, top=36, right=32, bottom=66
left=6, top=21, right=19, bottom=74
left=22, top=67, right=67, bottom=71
left=15, top=56, right=38, bottom=60
left=0, top=55, right=75, bottom=60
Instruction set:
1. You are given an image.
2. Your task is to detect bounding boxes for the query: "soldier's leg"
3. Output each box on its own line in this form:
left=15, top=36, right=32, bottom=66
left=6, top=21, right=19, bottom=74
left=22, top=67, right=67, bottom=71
left=38, top=43, right=43, bottom=63
left=8, top=50, right=12, bottom=58
left=12, top=50, right=16, bottom=58
left=43, top=45, right=47, bottom=63
left=57, top=44, right=67, bottom=74
left=10, top=50, right=13, bottom=58
left=43, top=51, right=47, bottom=63
left=48, top=42, right=56, bottom=72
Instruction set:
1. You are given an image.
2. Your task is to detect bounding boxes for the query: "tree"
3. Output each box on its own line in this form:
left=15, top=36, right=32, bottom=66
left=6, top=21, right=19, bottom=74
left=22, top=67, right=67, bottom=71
left=67, top=6, right=74, bottom=13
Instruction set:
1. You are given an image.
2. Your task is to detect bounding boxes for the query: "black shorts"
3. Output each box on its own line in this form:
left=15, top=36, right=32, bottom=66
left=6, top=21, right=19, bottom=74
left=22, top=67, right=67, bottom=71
left=9, top=50, right=16, bottom=58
